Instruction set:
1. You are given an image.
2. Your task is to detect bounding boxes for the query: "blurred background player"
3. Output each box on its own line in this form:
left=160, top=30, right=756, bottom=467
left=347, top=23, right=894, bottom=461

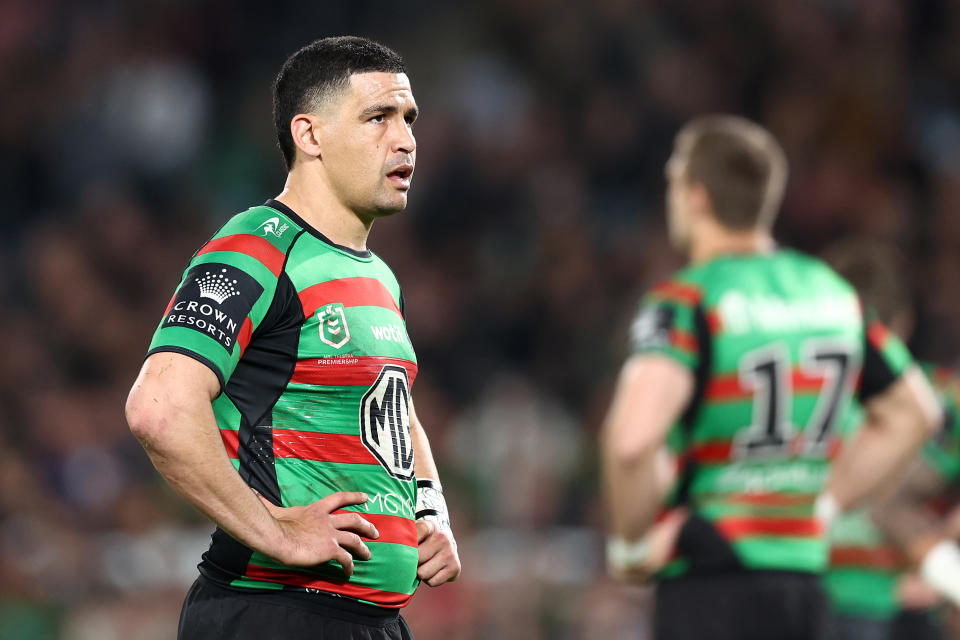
left=601, top=116, right=940, bottom=640
left=823, top=239, right=960, bottom=640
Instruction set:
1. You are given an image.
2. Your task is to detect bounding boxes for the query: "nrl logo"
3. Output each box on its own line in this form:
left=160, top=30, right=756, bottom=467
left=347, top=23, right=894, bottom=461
left=258, top=216, right=290, bottom=238
left=317, top=303, right=350, bottom=349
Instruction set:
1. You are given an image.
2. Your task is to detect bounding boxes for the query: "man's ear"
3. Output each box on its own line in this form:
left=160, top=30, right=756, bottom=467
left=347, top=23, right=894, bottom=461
left=688, top=182, right=713, bottom=221
left=290, top=113, right=323, bottom=162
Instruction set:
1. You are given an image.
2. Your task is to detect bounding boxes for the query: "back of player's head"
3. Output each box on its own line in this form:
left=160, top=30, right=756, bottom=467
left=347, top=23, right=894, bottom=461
left=273, top=36, right=406, bottom=171
left=674, top=115, right=788, bottom=231
left=822, top=238, right=910, bottom=326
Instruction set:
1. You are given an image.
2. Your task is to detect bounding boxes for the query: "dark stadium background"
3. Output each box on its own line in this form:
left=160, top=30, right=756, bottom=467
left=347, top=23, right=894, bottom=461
left=4, top=1, right=960, bottom=638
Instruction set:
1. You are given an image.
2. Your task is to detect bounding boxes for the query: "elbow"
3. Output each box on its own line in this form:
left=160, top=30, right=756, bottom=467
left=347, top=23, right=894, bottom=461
left=603, top=431, right=660, bottom=469
left=125, top=385, right=161, bottom=445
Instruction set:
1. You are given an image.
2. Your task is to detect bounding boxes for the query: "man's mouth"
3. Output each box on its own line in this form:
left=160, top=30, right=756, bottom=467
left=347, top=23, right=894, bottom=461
left=386, top=164, right=414, bottom=189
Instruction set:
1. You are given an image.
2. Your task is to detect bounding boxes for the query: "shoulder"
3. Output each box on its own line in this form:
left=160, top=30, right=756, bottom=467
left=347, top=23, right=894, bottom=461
left=643, top=266, right=707, bottom=308
left=193, top=205, right=304, bottom=280
left=778, top=249, right=857, bottom=294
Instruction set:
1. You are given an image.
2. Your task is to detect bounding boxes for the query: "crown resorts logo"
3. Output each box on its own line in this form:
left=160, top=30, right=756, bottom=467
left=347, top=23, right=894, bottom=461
left=196, top=269, right=241, bottom=305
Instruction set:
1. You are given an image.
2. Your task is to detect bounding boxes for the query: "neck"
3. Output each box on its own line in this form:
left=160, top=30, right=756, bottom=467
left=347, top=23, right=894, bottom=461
left=689, top=223, right=775, bottom=264
left=274, top=167, right=372, bottom=252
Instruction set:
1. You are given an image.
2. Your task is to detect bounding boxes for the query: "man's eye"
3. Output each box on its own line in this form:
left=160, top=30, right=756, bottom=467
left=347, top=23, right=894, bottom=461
left=370, top=115, right=385, bottom=123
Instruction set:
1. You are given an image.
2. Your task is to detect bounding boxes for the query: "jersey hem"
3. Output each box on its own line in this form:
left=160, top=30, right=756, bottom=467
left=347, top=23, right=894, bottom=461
left=146, top=346, right=226, bottom=394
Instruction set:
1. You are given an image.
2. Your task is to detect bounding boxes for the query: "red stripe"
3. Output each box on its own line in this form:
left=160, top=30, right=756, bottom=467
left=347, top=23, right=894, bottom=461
left=715, top=516, right=821, bottom=539
left=689, top=441, right=733, bottom=463
left=236, top=317, right=253, bottom=356
left=163, top=294, right=176, bottom=316
left=867, top=321, right=891, bottom=351
left=290, top=357, right=418, bottom=388
left=220, top=429, right=239, bottom=459
left=652, top=281, right=701, bottom=306
left=706, top=370, right=826, bottom=402
left=196, top=234, right=286, bottom=278
left=299, top=277, right=401, bottom=320
left=721, top=492, right=816, bottom=507
left=830, top=546, right=902, bottom=570
left=273, top=430, right=378, bottom=465
left=244, top=564, right=412, bottom=608
left=706, top=310, right=723, bottom=333
left=670, top=329, right=698, bottom=353
left=333, top=510, right=417, bottom=547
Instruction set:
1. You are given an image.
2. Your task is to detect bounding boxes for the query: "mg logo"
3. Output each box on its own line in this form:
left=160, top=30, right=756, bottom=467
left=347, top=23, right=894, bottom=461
left=360, top=365, right=414, bottom=480
left=317, top=303, right=350, bottom=349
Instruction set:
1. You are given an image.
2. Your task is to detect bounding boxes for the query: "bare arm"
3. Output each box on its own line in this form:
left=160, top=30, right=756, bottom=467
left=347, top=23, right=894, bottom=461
left=126, top=352, right=377, bottom=574
left=409, top=400, right=461, bottom=586
left=826, top=366, right=941, bottom=511
left=602, top=355, right=693, bottom=541
left=871, top=458, right=949, bottom=564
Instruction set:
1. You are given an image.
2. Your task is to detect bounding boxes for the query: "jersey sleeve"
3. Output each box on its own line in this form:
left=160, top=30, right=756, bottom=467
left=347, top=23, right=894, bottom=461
left=921, top=366, right=960, bottom=481
left=857, top=311, right=914, bottom=402
left=146, top=212, right=296, bottom=389
left=628, top=280, right=703, bottom=372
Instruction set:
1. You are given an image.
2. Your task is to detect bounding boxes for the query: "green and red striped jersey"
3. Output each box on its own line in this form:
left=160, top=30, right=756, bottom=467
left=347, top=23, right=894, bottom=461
left=824, top=363, right=960, bottom=620
left=147, top=200, right=419, bottom=608
left=629, top=250, right=912, bottom=577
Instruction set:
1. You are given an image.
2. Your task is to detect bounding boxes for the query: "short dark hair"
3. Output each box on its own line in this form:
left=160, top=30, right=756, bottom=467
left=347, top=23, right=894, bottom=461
left=675, top=115, right=788, bottom=230
left=272, top=36, right=406, bottom=170
left=821, top=238, right=910, bottom=326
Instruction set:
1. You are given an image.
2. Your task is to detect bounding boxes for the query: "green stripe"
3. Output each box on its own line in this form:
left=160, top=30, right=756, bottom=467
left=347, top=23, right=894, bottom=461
left=230, top=577, right=284, bottom=590
left=274, top=386, right=365, bottom=434
left=298, top=306, right=414, bottom=360
left=275, top=458, right=415, bottom=514
left=734, top=537, right=827, bottom=572
left=247, top=542, right=418, bottom=595
left=823, top=570, right=898, bottom=619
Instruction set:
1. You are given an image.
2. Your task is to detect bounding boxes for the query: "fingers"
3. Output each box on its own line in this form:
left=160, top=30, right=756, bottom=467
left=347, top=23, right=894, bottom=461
left=320, top=491, right=369, bottom=512
left=333, top=546, right=355, bottom=578
left=331, top=511, right=379, bottom=539
left=336, top=530, right=372, bottom=561
left=418, top=549, right=461, bottom=586
left=417, top=527, right=445, bottom=564
left=416, top=518, right=435, bottom=543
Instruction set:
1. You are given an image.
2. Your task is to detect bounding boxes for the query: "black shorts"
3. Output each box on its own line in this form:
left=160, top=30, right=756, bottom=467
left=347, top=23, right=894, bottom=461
left=654, top=571, right=829, bottom=640
left=177, top=576, right=415, bottom=640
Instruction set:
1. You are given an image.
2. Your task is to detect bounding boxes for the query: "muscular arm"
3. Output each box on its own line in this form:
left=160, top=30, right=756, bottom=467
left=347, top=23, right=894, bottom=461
left=871, top=458, right=949, bottom=564
left=409, top=400, right=461, bottom=586
left=826, top=366, right=941, bottom=511
left=602, top=355, right=694, bottom=541
left=126, top=352, right=376, bottom=574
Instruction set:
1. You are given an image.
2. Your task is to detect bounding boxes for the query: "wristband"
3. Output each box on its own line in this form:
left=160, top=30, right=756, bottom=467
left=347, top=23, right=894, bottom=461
left=416, top=479, right=452, bottom=536
left=607, top=536, right=652, bottom=573
left=920, top=540, right=960, bottom=606
left=814, top=492, right=840, bottom=529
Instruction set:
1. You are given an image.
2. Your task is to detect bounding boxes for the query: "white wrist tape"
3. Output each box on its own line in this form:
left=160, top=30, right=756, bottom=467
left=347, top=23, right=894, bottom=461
left=415, top=479, right=452, bottom=537
left=607, top=536, right=652, bottom=573
left=920, top=540, right=960, bottom=606
left=814, top=492, right=840, bottom=529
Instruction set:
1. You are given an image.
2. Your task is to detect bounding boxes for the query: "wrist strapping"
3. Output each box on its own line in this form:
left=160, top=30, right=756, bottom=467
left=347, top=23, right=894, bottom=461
left=814, top=492, right=840, bottom=530
left=921, top=540, right=960, bottom=606
left=607, top=536, right=652, bottom=572
left=416, top=479, right=452, bottom=536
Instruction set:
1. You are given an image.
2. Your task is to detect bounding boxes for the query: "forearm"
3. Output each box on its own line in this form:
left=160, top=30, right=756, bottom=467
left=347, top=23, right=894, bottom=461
left=410, top=419, right=439, bottom=482
left=871, top=460, right=949, bottom=563
left=827, top=426, right=914, bottom=510
left=828, top=370, right=937, bottom=510
left=604, top=444, right=674, bottom=540
left=127, top=358, right=284, bottom=559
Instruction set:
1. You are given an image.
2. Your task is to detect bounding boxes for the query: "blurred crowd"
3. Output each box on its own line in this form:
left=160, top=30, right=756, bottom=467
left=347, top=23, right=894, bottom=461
left=4, top=0, right=960, bottom=638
